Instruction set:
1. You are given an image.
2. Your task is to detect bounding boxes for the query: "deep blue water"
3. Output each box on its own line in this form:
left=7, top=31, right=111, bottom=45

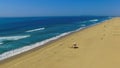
left=0, top=16, right=111, bottom=54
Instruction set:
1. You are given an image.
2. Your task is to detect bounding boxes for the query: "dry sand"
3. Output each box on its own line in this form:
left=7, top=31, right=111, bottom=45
left=0, top=18, right=120, bottom=68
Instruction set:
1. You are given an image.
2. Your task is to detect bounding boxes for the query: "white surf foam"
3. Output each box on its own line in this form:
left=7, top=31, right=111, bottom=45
left=90, top=19, right=98, bottom=22
left=0, top=32, right=72, bottom=61
left=26, top=28, right=45, bottom=32
left=0, top=42, right=3, bottom=45
left=0, top=35, right=30, bottom=41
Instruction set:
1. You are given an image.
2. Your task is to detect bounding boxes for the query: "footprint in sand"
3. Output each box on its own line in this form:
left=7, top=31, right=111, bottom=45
left=104, top=25, right=106, bottom=28
left=101, top=37, right=103, bottom=40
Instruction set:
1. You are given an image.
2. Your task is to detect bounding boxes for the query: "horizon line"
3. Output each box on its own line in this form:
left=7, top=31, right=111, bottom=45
left=0, top=15, right=117, bottom=18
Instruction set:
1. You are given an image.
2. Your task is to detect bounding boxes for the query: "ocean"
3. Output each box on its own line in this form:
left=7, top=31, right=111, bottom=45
left=0, top=16, right=111, bottom=60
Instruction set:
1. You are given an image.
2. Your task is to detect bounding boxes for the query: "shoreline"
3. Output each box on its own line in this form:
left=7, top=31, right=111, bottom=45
left=0, top=17, right=120, bottom=68
left=0, top=18, right=112, bottom=61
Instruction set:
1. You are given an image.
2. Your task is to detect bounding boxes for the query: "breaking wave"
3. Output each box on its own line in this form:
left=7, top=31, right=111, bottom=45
left=0, top=35, right=30, bottom=41
left=0, top=35, right=30, bottom=45
left=26, top=28, right=45, bottom=32
left=89, top=19, right=98, bottom=22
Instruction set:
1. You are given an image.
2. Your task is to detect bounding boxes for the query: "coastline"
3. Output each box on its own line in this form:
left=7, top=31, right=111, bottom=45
left=0, top=18, right=111, bottom=61
left=1, top=17, right=120, bottom=68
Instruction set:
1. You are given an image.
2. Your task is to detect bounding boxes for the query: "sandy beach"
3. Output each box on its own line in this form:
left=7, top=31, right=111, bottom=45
left=0, top=17, right=120, bottom=68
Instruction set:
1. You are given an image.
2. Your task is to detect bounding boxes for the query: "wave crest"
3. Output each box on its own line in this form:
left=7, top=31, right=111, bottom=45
left=0, top=42, right=3, bottom=45
left=0, top=35, right=30, bottom=45
left=26, top=28, right=45, bottom=32
left=90, top=19, right=98, bottom=22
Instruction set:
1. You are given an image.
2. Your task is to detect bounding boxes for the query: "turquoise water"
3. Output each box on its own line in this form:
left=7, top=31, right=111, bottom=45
left=0, top=16, right=111, bottom=60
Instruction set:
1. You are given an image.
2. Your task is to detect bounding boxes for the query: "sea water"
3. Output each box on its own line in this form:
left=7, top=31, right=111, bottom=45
left=0, top=16, right=112, bottom=60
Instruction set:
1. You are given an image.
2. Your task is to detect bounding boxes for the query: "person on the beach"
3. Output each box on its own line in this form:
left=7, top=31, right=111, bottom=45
left=73, top=43, right=79, bottom=48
